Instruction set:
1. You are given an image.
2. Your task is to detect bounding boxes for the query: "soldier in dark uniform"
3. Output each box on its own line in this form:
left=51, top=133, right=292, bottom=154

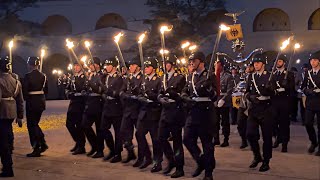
left=0, top=57, right=24, bottom=177
left=301, top=51, right=320, bottom=156
left=297, top=63, right=309, bottom=124
left=214, top=60, right=234, bottom=147
left=119, top=57, right=142, bottom=163
left=82, top=57, right=104, bottom=158
left=157, top=56, right=186, bottom=177
left=100, top=57, right=124, bottom=163
left=245, top=53, right=275, bottom=172
left=231, top=67, right=241, bottom=125
left=270, top=54, right=295, bottom=152
left=181, top=52, right=217, bottom=180
left=65, top=62, right=87, bottom=155
left=133, top=57, right=162, bottom=171
left=23, top=57, right=49, bottom=157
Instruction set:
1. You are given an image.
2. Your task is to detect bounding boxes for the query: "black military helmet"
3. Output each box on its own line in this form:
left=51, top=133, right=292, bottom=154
left=128, top=56, right=141, bottom=66
left=0, top=56, right=11, bottom=72
left=278, top=54, right=288, bottom=62
left=165, top=54, right=177, bottom=66
left=252, top=53, right=266, bottom=64
left=104, top=57, right=118, bottom=67
left=309, top=50, right=320, bottom=60
left=90, top=57, right=101, bottom=66
left=144, top=57, right=158, bottom=69
left=189, top=51, right=205, bottom=62
left=27, top=56, right=40, bottom=66
left=301, top=63, right=309, bottom=69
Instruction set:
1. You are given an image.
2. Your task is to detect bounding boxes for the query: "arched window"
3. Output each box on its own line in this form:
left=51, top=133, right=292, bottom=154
left=95, top=13, right=127, bottom=30
left=253, top=8, right=290, bottom=32
left=42, top=15, right=72, bottom=36
left=308, top=8, right=320, bottom=30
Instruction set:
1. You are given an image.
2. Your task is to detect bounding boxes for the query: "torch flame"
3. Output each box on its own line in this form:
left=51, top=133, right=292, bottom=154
left=219, top=24, right=230, bottom=31
left=66, top=40, right=74, bottom=49
left=160, top=49, right=169, bottom=55
left=84, top=41, right=91, bottom=48
left=181, top=41, right=190, bottom=49
left=294, top=43, right=301, bottom=49
left=280, top=37, right=292, bottom=50
left=114, top=32, right=124, bottom=44
left=41, top=49, right=46, bottom=57
left=160, top=25, right=173, bottom=34
left=189, top=45, right=198, bottom=51
left=8, top=40, right=14, bottom=49
left=138, top=33, right=146, bottom=44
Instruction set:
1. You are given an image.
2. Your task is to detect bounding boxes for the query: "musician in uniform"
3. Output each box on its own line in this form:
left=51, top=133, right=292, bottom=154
left=230, top=67, right=241, bottom=125
left=0, top=57, right=24, bottom=177
left=181, top=52, right=217, bottom=180
left=301, top=51, right=320, bottom=156
left=23, top=56, right=48, bottom=157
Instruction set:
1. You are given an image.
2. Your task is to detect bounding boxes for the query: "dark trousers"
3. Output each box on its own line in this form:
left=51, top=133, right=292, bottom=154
left=159, top=124, right=184, bottom=169
left=135, top=121, right=162, bottom=163
left=215, top=107, right=230, bottom=140
left=26, top=110, right=45, bottom=148
left=183, top=126, right=215, bottom=177
left=237, top=107, right=248, bottom=141
left=66, top=112, right=86, bottom=148
left=247, top=106, right=273, bottom=160
left=272, top=99, right=291, bottom=144
left=100, top=115, right=123, bottom=155
left=298, top=98, right=306, bottom=123
left=305, top=109, right=320, bottom=145
left=231, top=107, right=238, bottom=124
left=290, top=96, right=298, bottom=121
left=82, top=112, right=103, bottom=151
left=0, top=119, right=14, bottom=171
left=120, top=116, right=137, bottom=150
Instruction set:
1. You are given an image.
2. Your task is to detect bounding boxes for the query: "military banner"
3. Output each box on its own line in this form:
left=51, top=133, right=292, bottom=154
left=226, top=24, right=243, bottom=41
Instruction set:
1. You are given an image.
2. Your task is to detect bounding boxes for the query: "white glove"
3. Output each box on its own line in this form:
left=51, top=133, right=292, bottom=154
left=297, top=89, right=302, bottom=93
left=276, top=88, right=285, bottom=92
left=257, top=96, right=270, bottom=101
left=217, top=99, right=225, bottom=107
left=313, top=89, right=320, bottom=93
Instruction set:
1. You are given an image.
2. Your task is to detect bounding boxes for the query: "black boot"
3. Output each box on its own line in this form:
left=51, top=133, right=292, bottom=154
left=40, top=141, right=49, bottom=153
left=308, top=143, right=318, bottom=153
left=151, top=162, right=162, bottom=173
left=70, top=144, right=78, bottom=152
left=220, top=138, right=229, bottom=147
left=122, top=149, right=136, bottom=163
left=103, top=151, right=115, bottom=161
left=0, top=168, right=14, bottom=177
left=132, top=158, right=144, bottom=167
left=202, top=176, right=213, bottom=180
left=72, top=147, right=86, bottom=155
left=259, top=160, right=270, bottom=172
left=139, top=158, right=152, bottom=169
left=315, top=149, right=320, bottom=156
left=281, top=143, right=288, bottom=153
left=171, top=169, right=184, bottom=178
left=272, top=138, right=280, bottom=148
left=192, top=159, right=204, bottom=177
left=92, top=151, right=104, bottom=158
left=86, top=148, right=97, bottom=156
left=26, top=147, right=41, bottom=157
left=249, top=154, right=262, bottom=168
left=213, top=138, right=220, bottom=146
left=240, top=139, right=248, bottom=149
left=110, top=154, right=122, bottom=163
left=163, top=161, right=175, bottom=174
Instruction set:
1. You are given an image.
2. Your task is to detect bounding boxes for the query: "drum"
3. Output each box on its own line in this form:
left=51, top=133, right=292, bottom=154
left=232, top=92, right=242, bottom=109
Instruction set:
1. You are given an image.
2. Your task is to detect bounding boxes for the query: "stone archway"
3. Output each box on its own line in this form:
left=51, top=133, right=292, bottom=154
left=253, top=8, right=291, bottom=32
left=42, top=15, right=72, bottom=36
left=308, top=8, right=320, bottom=30
left=42, top=53, right=70, bottom=99
left=95, top=13, right=127, bottom=30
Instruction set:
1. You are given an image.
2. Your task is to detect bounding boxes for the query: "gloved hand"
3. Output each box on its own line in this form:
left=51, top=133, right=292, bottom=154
left=15, top=118, right=23, bottom=128
left=313, top=88, right=320, bottom=93
left=159, top=96, right=170, bottom=106
left=249, top=95, right=259, bottom=104
left=138, top=96, right=150, bottom=104
left=181, top=95, right=195, bottom=107
left=217, top=99, right=225, bottom=108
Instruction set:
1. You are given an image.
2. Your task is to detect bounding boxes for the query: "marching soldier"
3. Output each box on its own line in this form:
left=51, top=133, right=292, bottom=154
left=181, top=52, right=217, bottom=180
left=231, top=67, right=241, bottom=125
left=301, top=51, right=320, bottom=156
left=157, top=56, right=186, bottom=178
left=119, top=57, right=142, bottom=163
left=271, top=54, right=295, bottom=152
left=65, top=62, right=87, bottom=155
left=23, top=56, right=48, bottom=157
left=297, top=63, right=309, bottom=124
left=214, top=59, right=234, bottom=147
left=245, top=53, right=275, bottom=172
left=133, top=57, right=162, bottom=171
left=0, top=57, right=24, bottom=177
left=100, top=57, right=124, bottom=162
left=82, top=57, right=104, bottom=158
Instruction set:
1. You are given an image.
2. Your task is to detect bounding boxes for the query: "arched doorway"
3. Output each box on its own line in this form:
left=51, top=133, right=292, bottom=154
left=308, top=8, right=320, bottom=30
left=42, top=53, right=70, bottom=99
left=253, top=8, right=291, bottom=32
left=95, top=13, right=127, bottom=30
left=42, top=15, right=72, bottom=36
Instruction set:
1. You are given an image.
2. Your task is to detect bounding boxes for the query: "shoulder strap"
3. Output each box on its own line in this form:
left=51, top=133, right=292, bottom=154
left=307, top=70, right=318, bottom=88
left=252, top=73, right=261, bottom=95
left=191, top=72, right=199, bottom=97
left=42, top=74, right=47, bottom=90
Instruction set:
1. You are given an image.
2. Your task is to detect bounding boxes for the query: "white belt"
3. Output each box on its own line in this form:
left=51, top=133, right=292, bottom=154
left=105, top=96, right=115, bottom=100
left=89, top=93, right=101, bottom=97
left=167, top=99, right=175, bottom=103
left=192, top=97, right=211, bottom=102
left=220, top=93, right=227, bottom=96
left=74, top=93, right=83, bottom=97
left=28, top=91, right=44, bottom=95
left=257, top=96, right=271, bottom=101
left=1, top=97, right=14, bottom=101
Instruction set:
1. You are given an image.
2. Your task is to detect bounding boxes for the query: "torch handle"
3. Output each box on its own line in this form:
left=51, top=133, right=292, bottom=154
left=208, top=29, right=222, bottom=79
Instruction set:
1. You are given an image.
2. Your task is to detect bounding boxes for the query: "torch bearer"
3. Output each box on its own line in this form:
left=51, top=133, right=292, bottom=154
left=208, top=24, right=230, bottom=79
left=40, top=49, right=46, bottom=72
left=8, top=40, right=14, bottom=73
left=66, top=39, right=88, bottom=78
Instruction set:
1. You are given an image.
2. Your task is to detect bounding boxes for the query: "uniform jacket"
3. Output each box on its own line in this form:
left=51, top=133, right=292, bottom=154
left=84, top=71, right=104, bottom=114
left=65, top=72, right=87, bottom=113
left=216, top=71, right=234, bottom=107
left=301, top=70, right=320, bottom=111
left=270, top=69, right=295, bottom=101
